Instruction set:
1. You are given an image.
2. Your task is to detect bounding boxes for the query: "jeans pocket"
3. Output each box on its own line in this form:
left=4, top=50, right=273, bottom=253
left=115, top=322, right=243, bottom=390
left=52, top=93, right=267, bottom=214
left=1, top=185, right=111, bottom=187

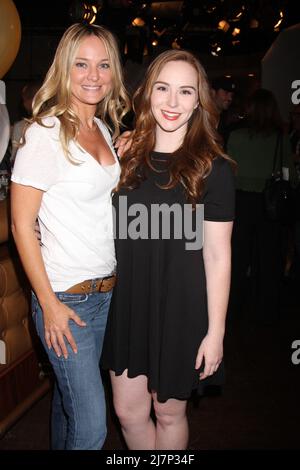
left=56, top=293, right=89, bottom=304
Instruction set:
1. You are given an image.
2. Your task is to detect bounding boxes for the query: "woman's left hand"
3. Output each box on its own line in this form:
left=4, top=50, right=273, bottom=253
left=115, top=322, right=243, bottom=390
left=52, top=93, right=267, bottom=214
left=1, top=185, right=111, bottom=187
left=114, top=130, right=132, bottom=157
left=195, top=334, right=223, bottom=380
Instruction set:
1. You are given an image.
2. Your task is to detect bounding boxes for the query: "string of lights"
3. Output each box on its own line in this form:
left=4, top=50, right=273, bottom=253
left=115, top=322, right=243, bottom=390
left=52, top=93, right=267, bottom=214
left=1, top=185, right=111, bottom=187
left=13, top=0, right=300, bottom=58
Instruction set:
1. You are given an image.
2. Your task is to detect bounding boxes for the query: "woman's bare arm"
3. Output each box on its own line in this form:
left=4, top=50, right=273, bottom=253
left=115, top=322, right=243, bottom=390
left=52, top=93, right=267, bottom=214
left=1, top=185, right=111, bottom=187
left=11, top=182, right=86, bottom=358
left=195, top=220, right=233, bottom=380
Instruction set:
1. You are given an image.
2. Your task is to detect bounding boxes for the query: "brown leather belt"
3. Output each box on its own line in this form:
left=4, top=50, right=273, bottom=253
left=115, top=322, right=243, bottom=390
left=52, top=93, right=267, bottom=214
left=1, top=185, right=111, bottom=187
left=65, top=275, right=116, bottom=294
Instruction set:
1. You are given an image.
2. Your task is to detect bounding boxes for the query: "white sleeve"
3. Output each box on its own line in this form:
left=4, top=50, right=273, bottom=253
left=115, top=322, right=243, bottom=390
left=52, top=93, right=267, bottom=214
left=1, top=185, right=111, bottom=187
left=11, top=122, right=61, bottom=191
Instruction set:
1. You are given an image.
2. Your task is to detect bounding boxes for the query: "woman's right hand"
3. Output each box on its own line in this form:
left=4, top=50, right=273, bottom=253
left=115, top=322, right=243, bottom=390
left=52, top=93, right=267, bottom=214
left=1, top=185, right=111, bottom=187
left=42, top=299, right=86, bottom=359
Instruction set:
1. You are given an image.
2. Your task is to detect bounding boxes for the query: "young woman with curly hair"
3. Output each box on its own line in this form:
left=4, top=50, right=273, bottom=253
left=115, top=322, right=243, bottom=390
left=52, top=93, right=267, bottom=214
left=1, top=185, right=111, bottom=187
left=102, top=49, right=235, bottom=450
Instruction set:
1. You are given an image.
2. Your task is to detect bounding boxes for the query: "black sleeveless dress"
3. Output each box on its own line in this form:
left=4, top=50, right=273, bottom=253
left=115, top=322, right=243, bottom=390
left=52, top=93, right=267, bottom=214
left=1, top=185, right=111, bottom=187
left=101, top=152, right=235, bottom=402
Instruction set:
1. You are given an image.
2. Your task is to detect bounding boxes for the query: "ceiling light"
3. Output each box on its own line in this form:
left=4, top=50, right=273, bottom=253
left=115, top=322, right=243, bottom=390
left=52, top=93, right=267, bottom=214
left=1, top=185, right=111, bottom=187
left=230, top=5, right=245, bottom=22
left=211, top=42, right=222, bottom=56
left=218, top=20, right=230, bottom=32
left=232, top=28, right=240, bottom=36
left=274, top=11, right=284, bottom=31
left=132, top=17, right=145, bottom=27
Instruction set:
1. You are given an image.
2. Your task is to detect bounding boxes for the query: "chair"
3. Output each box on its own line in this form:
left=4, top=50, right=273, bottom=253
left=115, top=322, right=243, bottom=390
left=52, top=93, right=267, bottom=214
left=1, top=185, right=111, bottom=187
left=0, top=198, right=50, bottom=437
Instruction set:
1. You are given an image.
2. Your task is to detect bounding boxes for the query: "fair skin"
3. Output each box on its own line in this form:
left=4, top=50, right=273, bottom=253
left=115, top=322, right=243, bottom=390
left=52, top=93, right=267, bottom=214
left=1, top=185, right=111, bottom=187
left=115, top=130, right=132, bottom=157
left=71, top=35, right=115, bottom=166
left=111, top=60, right=233, bottom=450
left=116, top=61, right=199, bottom=156
left=11, top=35, right=116, bottom=359
left=151, top=60, right=198, bottom=152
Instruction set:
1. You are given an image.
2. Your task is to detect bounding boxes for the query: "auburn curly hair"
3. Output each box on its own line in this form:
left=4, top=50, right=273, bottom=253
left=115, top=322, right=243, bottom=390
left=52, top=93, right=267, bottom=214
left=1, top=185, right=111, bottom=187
left=118, top=49, right=232, bottom=206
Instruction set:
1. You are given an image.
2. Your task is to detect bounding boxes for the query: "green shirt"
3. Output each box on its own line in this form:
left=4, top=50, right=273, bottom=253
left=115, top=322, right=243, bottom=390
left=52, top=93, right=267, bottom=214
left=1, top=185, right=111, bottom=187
left=227, top=128, right=295, bottom=192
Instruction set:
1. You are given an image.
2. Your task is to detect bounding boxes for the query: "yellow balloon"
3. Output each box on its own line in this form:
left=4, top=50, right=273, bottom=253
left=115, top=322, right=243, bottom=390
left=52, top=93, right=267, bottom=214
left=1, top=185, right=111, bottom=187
left=0, top=0, right=21, bottom=79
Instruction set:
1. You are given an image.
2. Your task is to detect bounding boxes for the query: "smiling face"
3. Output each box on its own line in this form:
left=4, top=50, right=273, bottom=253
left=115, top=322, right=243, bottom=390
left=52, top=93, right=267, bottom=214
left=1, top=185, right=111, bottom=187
left=150, top=60, right=199, bottom=148
left=70, top=35, right=113, bottom=111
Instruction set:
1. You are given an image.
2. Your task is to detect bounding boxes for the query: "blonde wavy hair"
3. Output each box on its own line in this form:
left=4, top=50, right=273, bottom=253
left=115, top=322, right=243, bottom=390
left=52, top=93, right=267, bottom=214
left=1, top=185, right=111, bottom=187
left=27, top=23, right=130, bottom=161
left=118, top=49, right=232, bottom=205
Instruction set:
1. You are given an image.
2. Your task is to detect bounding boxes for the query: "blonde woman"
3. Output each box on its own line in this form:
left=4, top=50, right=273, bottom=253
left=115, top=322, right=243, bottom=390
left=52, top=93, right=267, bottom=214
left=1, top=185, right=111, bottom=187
left=11, top=23, right=129, bottom=450
left=102, top=50, right=235, bottom=449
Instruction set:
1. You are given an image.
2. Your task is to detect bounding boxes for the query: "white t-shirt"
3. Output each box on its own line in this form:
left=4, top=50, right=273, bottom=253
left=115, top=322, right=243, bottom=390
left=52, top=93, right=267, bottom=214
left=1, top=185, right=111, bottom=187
left=11, top=116, right=120, bottom=291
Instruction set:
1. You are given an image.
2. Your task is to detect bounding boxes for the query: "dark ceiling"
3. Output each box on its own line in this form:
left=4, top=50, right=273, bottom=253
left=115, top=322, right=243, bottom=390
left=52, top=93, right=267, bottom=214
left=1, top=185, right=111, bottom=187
left=13, top=0, right=300, bottom=58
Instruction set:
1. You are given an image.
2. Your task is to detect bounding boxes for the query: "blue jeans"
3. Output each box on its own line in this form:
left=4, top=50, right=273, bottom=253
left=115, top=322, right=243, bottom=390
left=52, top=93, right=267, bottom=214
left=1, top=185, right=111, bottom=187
left=32, top=288, right=112, bottom=450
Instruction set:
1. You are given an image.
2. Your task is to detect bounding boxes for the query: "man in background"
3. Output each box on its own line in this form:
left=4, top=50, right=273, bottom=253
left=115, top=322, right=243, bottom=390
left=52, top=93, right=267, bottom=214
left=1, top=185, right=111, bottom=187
left=211, top=76, right=236, bottom=147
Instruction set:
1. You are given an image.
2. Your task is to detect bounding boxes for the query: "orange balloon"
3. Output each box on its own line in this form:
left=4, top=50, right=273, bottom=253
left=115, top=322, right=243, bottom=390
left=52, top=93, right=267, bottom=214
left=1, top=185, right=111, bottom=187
left=0, top=0, right=21, bottom=78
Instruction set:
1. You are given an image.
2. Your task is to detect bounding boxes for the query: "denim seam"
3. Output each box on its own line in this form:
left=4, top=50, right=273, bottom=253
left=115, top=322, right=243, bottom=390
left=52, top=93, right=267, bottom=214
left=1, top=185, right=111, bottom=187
left=57, top=358, right=79, bottom=449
